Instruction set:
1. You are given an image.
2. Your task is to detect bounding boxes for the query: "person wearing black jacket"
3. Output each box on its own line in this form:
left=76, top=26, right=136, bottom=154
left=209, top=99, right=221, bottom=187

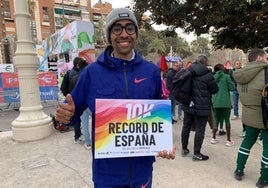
left=181, top=55, right=219, bottom=161
left=166, top=61, right=182, bottom=123
left=70, top=57, right=88, bottom=143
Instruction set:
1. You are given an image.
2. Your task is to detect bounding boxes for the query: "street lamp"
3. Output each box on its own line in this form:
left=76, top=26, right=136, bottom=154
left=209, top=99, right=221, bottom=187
left=12, top=0, right=53, bottom=141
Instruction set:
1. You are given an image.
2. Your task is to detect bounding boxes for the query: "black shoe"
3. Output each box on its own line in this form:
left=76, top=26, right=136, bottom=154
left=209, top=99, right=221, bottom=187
left=172, top=119, right=177, bottom=124
left=234, top=170, right=244, bottom=181
left=256, top=178, right=268, bottom=188
left=181, top=148, right=189, bottom=156
left=219, top=130, right=226, bottom=136
left=192, top=153, right=209, bottom=161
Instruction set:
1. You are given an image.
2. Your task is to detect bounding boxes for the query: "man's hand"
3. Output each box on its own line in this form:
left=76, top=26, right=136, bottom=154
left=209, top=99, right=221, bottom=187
left=156, top=145, right=176, bottom=160
left=55, top=94, right=75, bottom=124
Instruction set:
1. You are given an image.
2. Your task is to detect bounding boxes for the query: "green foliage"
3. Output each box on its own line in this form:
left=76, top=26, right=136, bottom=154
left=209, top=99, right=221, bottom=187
left=147, top=38, right=166, bottom=54
left=133, top=0, right=268, bottom=52
left=136, top=29, right=158, bottom=56
left=135, top=28, right=194, bottom=58
left=191, top=37, right=210, bottom=54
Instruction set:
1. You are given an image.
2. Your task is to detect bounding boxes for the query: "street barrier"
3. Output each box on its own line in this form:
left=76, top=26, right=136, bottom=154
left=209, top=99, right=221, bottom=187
left=0, top=72, right=59, bottom=110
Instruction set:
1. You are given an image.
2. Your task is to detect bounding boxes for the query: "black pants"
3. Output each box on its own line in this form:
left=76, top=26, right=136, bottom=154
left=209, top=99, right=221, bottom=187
left=181, top=112, right=208, bottom=154
left=74, top=120, right=81, bottom=140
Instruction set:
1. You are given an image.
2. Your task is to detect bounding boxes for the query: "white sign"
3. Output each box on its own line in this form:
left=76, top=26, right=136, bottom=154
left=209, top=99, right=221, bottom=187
left=0, top=64, right=14, bottom=73
left=95, top=99, right=173, bottom=159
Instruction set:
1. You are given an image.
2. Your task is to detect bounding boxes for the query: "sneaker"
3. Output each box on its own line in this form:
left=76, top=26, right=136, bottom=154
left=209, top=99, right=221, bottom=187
left=219, top=130, right=226, bottom=136
left=181, top=148, right=190, bottom=156
left=256, top=178, right=268, bottom=188
left=226, top=140, right=235, bottom=147
left=239, top=131, right=246, bottom=137
left=192, top=153, right=209, bottom=161
left=73, top=138, right=83, bottom=144
left=211, top=138, right=217, bottom=144
left=231, top=115, right=239, bottom=120
left=84, top=144, right=91, bottom=150
left=234, top=170, right=244, bottom=181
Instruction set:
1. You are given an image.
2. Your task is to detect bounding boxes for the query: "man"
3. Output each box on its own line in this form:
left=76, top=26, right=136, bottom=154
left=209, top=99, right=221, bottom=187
left=230, top=60, right=242, bottom=120
left=70, top=57, right=91, bottom=148
left=166, top=61, right=182, bottom=123
left=64, top=57, right=84, bottom=143
left=233, top=48, right=268, bottom=188
left=230, top=60, right=246, bottom=137
left=181, top=55, right=218, bottom=161
left=60, top=58, right=80, bottom=97
left=56, top=8, right=175, bottom=188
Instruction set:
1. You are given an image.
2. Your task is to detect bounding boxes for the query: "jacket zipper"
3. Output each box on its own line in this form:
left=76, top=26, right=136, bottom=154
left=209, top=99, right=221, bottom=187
left=123, top=62, right=130, bottom=99
left=123, top=62, right=133, bottom=187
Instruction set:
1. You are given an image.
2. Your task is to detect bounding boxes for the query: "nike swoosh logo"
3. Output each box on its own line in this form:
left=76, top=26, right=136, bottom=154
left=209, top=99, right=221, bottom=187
left=134, top=78, right=147, bottom=83
left=141, top=181, right=150, bottom=188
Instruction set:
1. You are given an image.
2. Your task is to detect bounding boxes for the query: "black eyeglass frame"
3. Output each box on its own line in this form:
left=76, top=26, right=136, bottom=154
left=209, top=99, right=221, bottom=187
left=110, top=23, right=137, bottom=36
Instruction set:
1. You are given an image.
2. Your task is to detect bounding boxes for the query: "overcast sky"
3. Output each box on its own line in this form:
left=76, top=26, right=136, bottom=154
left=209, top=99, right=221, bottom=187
left=91, top=0, right=196, bottom=42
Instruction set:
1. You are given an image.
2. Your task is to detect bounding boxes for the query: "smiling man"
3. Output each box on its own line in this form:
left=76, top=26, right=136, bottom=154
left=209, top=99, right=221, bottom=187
left=56, top=8, right=175, bottom=188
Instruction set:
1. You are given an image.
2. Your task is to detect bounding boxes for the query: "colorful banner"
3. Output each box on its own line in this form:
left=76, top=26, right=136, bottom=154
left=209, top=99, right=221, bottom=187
left=95, top=99, right=173, bottom=159
left=0, top=72, right=58, bottom=103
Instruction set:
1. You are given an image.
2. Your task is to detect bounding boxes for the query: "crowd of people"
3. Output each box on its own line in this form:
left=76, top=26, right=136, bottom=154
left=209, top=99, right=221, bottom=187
left=55, top=7, right=268, bottom=188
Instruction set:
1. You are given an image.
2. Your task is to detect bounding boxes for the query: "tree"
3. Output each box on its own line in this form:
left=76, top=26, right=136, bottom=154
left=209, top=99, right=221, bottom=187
left=191, top=37, right=211, bottom=55
left=147, top=38, right=166, bottom=54
left=133, top=0, right=268, bottom=52
left=94, top=18, right=106, bottom=47
left=136, top=29, right=159, bottom=56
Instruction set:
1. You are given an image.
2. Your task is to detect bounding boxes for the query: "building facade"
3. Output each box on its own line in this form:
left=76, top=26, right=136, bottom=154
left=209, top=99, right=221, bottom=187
left=0, top=0, right=113, bottom=64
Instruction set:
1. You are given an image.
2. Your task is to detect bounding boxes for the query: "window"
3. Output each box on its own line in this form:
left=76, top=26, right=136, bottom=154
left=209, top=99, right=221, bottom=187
left=42, top=7, right=50, bottom=21
left=3, top=0, right=11, bottom=18
left=3, top=10, right=11, bottom=18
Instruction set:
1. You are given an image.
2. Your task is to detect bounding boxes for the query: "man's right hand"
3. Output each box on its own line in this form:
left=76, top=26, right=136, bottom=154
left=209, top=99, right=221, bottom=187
left=55, top=94, right=75, bottom=124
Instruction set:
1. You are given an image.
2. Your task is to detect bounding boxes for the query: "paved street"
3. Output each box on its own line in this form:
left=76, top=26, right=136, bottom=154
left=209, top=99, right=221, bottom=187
left=0, top=101, right=57, bottom=132
left=0, top=102, right=263, bottom=188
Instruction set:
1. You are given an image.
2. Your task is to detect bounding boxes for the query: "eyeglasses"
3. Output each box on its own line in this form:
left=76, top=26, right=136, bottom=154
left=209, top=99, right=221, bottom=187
left=111, top=23, right=137, bottom=36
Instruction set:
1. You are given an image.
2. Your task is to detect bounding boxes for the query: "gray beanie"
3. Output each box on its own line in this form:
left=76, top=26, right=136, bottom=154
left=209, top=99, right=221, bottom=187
left=105, top=8, right=138, bottom=43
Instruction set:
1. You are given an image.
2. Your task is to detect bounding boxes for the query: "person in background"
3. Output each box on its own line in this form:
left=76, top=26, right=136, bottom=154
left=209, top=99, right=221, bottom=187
left=70, top=58, right=92, bottom=149
left=166, top=61, right=182, bottom=123
left=211, top=63, right=235, bottom=146
left=161, top=71, right=170, bottom=99
left=80, top=108, right=92, bottom=149
left=55, top=8, right=175, bottom=188
left=233, top=48, right=268, bottom=188
left=230, top=60, right=246, bottom=137
left=181, top=55, right=218, bottom=161
left=60, top=57, right=80, bottom=97
left=230, top=60, right=242, bottom=120
left=177, top=61, right=193, bottom=121
left=69, top=57, right=86, bottom=143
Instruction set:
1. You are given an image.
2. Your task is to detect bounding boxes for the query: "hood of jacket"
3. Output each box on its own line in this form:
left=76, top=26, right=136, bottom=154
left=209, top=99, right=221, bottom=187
left=95, top=45, right=144, bottom=71
left=233, top=61, right=267, bottom=84
left=189, top=62, right=210, bottom=77
left=214, top=70, right=225, bottom=82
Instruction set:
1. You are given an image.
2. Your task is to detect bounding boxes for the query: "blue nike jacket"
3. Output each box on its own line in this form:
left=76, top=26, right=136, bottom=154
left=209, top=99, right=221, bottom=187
left=69, top=46, right=162, bottom=186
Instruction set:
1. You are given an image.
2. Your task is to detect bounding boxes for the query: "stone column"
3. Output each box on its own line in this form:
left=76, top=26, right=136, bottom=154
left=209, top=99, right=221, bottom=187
left=12, top=0, right=53, bottom=141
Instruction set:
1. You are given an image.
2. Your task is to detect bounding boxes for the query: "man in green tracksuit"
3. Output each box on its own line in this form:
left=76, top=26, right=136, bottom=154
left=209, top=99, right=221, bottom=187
left=233, top=48, right=268, bottom=188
